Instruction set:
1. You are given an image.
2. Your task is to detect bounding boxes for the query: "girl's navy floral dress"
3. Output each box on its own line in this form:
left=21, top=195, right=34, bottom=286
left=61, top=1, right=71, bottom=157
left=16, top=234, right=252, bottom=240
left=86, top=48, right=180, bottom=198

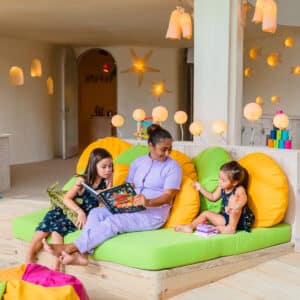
left=36, top=179, right=106, bottom=236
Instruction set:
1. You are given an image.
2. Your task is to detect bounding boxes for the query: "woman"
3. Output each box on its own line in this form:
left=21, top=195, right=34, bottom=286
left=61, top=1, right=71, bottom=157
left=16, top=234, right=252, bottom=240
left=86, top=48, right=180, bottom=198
left=43, top=124, right=182, bottom=266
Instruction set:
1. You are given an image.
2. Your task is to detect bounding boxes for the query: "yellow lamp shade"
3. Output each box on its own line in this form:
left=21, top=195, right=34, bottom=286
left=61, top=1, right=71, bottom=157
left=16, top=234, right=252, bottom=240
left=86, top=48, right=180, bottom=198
left=271, top=95, right=280, bottom=103
left=284, top=37, right=294, bottom=48
left=252, top=0, right=264, bottom=23
left=189, top=121, right=204, bottom=136
left=180, top=10, right=192, bottom=39
left=152, top=106, right=168, bottom=123
left=266, top=53, right=280, bottom=67
left=166, top=6, right=183, bottom=40
left=9, top=66, right=24, bottom=86
left=273, top=113, right=289, bottom=130
left=132, top=109, right=146, bottom=122
left=249, top=48, right=261, bottom=60
left=262, top=0, right=277, bottom=33
left=46, top=76, right=54, bottom=95
left=243, top=102, right=263, bottom=121
left=174, top=111, right=188, bottom=125
left=255, top=96, right=263, bottom=105
left=291, top=66, right=300, bottom=75
left=111, top=114, right=125, bottom=128
left=212, top=120, right=227, bottom=135
left=30, top=59, right=42, bottom=78
left=244, top=67, right=253, bottom=78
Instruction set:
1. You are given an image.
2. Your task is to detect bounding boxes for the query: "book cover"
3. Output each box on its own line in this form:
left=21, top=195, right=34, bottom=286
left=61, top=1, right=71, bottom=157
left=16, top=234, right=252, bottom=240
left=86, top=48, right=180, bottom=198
left=81, top=182, right=146, bottom=214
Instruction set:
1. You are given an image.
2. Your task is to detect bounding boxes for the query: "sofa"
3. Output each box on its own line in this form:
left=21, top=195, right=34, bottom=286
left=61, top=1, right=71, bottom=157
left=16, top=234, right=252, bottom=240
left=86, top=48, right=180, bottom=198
left=12, top=137, right=299, bottom=299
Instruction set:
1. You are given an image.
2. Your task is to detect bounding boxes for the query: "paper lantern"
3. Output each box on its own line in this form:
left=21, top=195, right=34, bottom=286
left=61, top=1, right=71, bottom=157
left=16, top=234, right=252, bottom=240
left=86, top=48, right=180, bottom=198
left=30, top=59, right=42, bottom=77
left=103, top=63, right=110, bottom=73
left=243, top=102, right=263, bottom=121
left=212, top=120, right=227, bottom=135
left=152, top=106, right=168, bottom=124
left=111, top=114, right=124, bottom=128
left=249, top=48, right=261, bottom=60
left=180, top=10, right=192, bottom=39
left=174, top=111, right=188, bottom=125
left=255, top=96, right=263, bottom=105
left=273, top=113, right=289, bottom=130
left=284, top=37, right=294, bottom=48
left=189, top=121, right=204, bottom=136
left=291, top=66, right=300, bottom=75
left=252, top=0, right=264, bottom=23
left=46, top=77, right=54, bottom=95
left=244, top=67, right=253, bottom=78
left=132, top=109, right=146, bottom=122
left=271, top=95, right=280, bottom=103
left=9, top=66, right=24, bottom=86
left=262, top=0, right=277, bottom=33
left=266, top=53, right=280, bottom=67
left=166, top=7, right=183, bottom=40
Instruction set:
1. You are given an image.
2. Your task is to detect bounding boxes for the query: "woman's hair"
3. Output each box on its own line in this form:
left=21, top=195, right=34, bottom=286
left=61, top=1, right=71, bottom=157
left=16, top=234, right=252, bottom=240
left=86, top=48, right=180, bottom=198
left=147, top=124, right=172, bottom=146
left=83, top=148, right=112, bottom=185
left=220, top=161, right=249, bottom=189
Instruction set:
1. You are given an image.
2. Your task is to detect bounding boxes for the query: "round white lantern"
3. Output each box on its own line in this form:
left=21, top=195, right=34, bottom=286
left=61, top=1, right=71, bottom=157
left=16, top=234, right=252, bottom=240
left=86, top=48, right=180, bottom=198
left=189, top=121, right=204, bottom=136
left=132, top=109, right=146, bottom=122
left=152, top=106, right=168, bottom=123
left=174, top=111, right=188, bottom=124
left=111, top=114, right=124, bottom=128
left=243, top=102, right=263, bottom=121
left=273, top=113, right=289, bottom=130
left=212, top=120, right=227, bottom=135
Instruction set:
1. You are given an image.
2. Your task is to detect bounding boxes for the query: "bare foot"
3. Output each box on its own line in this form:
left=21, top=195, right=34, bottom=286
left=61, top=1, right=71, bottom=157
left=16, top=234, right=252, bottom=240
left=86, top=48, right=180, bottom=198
left=216, top=225, right=236, bottom=234
left=60, top=251, right=88, bottom=266
left=173, top=224, right=194, bottom=233
left=42, top=238, right=65, bottom=257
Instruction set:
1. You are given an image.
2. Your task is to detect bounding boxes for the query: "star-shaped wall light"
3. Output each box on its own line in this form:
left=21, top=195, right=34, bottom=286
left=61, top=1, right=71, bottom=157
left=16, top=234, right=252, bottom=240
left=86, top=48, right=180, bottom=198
left=150, top=80, right=171, bottom=102
left=121, top=49, right=160, bottom=87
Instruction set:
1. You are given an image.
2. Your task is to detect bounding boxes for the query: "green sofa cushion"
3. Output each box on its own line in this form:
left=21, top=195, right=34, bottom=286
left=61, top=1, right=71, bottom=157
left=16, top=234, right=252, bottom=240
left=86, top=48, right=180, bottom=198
left=114, top=145, right=149, bottom=165
left=192, top=147, right=232, bottom=213
left=12, top=209, right=291, bottom=270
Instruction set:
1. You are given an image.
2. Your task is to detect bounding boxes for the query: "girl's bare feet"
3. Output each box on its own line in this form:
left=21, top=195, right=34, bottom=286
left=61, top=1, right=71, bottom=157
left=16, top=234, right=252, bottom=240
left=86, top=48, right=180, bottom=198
left=173, top=224, right=194, bottom=233
left=59, top=251, right=88, bottom=266
left=216, top=225, right=236, bottom=234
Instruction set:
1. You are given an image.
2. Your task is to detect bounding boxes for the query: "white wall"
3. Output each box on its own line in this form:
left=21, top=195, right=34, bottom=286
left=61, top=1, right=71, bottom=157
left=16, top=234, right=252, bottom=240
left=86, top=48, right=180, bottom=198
left=0, top=36, right=59, bottom=164
left=75, top=46, right=185, bottom=140
left=244, top=33, right=300, bottom=117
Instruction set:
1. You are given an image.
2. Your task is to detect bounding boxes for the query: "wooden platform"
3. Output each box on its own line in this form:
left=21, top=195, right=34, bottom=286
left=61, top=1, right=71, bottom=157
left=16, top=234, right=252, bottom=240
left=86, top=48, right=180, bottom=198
left=1, top=198, right=299, bottom=299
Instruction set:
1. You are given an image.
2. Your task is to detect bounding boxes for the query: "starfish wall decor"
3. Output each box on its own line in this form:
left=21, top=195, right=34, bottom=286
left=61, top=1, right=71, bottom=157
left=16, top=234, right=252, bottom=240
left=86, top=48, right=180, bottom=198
left=150, top=80, right=171, bottom=102
left=121, top=49, right=160, bottom=87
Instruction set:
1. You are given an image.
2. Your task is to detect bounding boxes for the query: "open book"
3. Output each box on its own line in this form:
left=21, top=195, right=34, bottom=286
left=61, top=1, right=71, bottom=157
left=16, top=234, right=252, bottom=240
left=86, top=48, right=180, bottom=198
left=81, top=182, right=146, bottom=214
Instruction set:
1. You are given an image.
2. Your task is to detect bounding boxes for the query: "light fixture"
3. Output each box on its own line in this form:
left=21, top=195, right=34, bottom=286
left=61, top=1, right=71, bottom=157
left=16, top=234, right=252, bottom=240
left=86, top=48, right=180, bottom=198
left=111, top=114, right=125, bottom=137
left=255, top=96, right=263, bottom=105
left=189, top=121, right=203, bottom=136
left=249, top=48, right=261, bottom=60
left=252, top=0, right=277, bottom=33
left=133, top=109, right=146, bottom=140
left=271, top=95, right=280, bottom=103
left=103, top=63, right=110, bottom=73
left=266, top=52, right=280, bottom=67
left=273, top=113, right=289, bottom=130
left=212, top=120, right=227, bottom=135
left=174, top=111, right=188, bottom=141
left=46, top=77, right=54, bottom=95
left=30, top=59, right=42, bottom=78
left=150, top=81, right=171, bottom=101
left=284, top=37, right=294, bottom=48
left=291, top=66, right=300, bottom=75
left=252, top=0, right=264, bottom=23
left=244, top=67, right=253, bottom=78
left=9, top=66, right=24, bottom=86
left=121, top=49, right=160, bottom=87
left=152, top=106, right=168, bottom=125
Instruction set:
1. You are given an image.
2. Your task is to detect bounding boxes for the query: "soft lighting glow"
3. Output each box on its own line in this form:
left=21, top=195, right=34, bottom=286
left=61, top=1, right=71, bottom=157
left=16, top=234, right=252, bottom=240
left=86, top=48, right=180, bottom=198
left=243, top=102, right=263, bottom=121
left=111, top=114, right=124, bottom=128
left=273, top=113, right=289, bottom=130
left=166, top=6, right=182, bottom=40
left=46, top=77, right=54, bottom=95
left=180, top=10, right=192, bottom=39
left=189, top=121, right=204, bottom=136
left=152, top=106, right=168, bottom=124
left=255, top=96, right=263, bottom=105
left=174, top=111, right=188, bottom=125
left=252, top=0, right=264, bottom=23
left=271, top=95, right=280, bottom=103
left=150, top=81, right=171, bottom=101
left=212, top=120, right=227, bottom=135
left=9, top=66, right=24, bottom=86
left=249, top=48, right=261, bottom=60
left=30, top=59, right=42, bottom=78
left=291, top=66, right=300, bottom=75
left=266, top=53, right=280, bottom=67
left=103, top=63, right=110, bottom=73
left=244, top=67, right=253, bottom=78
left=132, top=109, right=146, bottom=122
left=262, top=0, right=277, bottom=33
left=284, top=37, right=294, bottom=48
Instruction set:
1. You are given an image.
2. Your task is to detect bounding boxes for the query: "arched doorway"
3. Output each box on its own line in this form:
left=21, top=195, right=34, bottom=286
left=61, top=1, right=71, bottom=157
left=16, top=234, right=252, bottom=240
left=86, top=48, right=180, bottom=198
left=77, top=49, right=117, bottom=151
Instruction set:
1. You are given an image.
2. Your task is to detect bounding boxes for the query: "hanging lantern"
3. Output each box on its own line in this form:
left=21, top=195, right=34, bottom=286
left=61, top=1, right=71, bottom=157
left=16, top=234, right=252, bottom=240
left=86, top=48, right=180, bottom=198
left=244, top=67, right=253, bottom=78
left=252, top=0, right=264, bottom=23
left=291, top=66, right=300, bottom=75
left=255, top=96, right=263, bottom=105
left=9, top=66, right=24, bottom=86
left=262, top=0, right=277, bottom=33
left=189, top=121, right=204, bottom=136
left=174, top=111, right=188, bottom=125
left=180, top=10, right=192, bottom=39
left=152, top=106, right=168, bottom=124
left=165, top=7, right=183, bottom=40
left=132, top=109, right=146, bottom=122
left=212, top=120, right=227, bottom=135
left=46, top=76, right=54, bottom=95
left=273, top=113, right=289, bottom=130
left=103, top=63, right=110, bottom=73
left=271, top=95, right=280, bottom=103
left=111, top=114, right=124, bottom=128
left=266, top=53, right=281, bottom=67
left=249, top=48, right=262, bottom=60
left=30, top=59, right=42, bottom=78
left=284, top=37, right=294, bottom=48
left=243, top=102, right=263, bottom=121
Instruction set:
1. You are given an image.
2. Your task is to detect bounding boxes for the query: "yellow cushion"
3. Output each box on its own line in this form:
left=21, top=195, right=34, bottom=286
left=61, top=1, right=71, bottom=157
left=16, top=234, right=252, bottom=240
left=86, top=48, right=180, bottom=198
left=76, top=137, right=132, bottom=173
left=170, top=149, right=198, bottom=181
left=164, top=176, right=200, bottom=228
left=113, top=164, right=130, bottom=186
left=239, top=152, right=288, bottom=228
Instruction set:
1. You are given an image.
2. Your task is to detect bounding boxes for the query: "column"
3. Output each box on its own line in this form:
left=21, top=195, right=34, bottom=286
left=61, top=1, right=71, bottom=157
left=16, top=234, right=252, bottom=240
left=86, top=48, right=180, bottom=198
left=0, top=134, right=11, bottom=192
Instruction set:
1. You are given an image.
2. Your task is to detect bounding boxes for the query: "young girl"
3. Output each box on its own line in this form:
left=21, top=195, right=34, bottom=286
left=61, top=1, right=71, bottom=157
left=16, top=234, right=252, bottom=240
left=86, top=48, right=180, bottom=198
left=174, top=161, right=250, bottom=234
left=26, top=148, right=113, bottom=270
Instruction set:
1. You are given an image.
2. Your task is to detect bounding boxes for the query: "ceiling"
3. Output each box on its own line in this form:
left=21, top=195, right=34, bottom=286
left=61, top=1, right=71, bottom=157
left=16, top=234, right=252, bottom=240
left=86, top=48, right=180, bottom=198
left=0, top=1, right=299, bottom=47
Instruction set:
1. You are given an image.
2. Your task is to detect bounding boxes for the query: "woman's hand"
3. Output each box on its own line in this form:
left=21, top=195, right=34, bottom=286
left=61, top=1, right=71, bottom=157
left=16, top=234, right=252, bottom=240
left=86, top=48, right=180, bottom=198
left=75, top=210, right=87, bottom=229
left=133, top=194, right=146, bottom=206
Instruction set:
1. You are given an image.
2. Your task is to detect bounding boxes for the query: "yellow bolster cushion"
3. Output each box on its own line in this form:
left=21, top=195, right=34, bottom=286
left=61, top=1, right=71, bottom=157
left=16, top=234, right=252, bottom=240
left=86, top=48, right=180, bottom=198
left=113, top=164, right=130, bottom=186
left=239, top=152, right=288, bottom=228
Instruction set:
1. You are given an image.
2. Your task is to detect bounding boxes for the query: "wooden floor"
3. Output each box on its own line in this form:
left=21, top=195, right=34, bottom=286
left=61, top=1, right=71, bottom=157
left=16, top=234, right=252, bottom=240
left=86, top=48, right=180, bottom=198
left=1, top=197, right=300, bottom=299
